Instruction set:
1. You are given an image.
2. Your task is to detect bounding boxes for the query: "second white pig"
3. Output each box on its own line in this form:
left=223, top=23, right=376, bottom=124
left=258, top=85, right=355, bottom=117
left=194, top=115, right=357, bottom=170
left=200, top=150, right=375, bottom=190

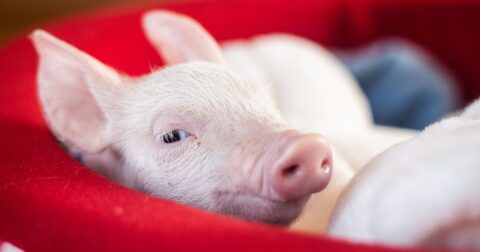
left=329, top=99, right=480, bottom=249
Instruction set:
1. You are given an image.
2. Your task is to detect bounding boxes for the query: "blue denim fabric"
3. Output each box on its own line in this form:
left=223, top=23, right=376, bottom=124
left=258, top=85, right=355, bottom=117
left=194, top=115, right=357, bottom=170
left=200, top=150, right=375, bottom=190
left=335, top=39, right=460, bottom=130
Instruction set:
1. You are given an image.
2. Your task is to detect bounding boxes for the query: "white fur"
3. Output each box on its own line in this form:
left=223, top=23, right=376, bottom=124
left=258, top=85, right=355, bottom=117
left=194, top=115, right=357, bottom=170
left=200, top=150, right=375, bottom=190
left=31, top=10, right=414, bottom=232
left=329, top=99, right=480, bottom=249
left=222, top=35, right=416, bottom=171
left=222, top=34, right=416, bottom=232
left=32, top=27, right=301, bottom=224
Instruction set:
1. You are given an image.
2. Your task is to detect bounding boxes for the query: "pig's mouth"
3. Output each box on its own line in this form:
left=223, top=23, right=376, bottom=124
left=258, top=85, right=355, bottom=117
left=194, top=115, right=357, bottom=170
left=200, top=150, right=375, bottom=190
left=215, top=192, right=310, bottom=226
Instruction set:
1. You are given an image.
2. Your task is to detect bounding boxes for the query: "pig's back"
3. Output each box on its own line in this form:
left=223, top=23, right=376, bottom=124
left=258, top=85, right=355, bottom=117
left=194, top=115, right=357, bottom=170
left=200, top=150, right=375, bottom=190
left=221, top=34, right=372, bottom=134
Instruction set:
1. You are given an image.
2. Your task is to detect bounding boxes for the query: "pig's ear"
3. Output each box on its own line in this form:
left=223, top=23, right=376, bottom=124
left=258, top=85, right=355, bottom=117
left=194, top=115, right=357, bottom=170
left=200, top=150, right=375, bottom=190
left=461, top=99, right=480, bottom=120
left=142, top=10, right=226, bottom=65
left=31, top=30, right=123, bottom=154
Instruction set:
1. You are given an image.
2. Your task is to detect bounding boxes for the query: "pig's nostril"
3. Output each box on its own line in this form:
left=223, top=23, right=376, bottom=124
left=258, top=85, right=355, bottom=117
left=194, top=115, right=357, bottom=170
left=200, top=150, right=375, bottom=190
left=282, top=165, right=299, bottom=176
left=321, top=157, right=331, bottom=173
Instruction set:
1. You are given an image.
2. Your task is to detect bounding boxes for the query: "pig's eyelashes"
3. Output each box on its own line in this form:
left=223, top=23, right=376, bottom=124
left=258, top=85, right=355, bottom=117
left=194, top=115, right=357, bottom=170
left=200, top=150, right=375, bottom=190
left=162, top=129, right=191, bottom=144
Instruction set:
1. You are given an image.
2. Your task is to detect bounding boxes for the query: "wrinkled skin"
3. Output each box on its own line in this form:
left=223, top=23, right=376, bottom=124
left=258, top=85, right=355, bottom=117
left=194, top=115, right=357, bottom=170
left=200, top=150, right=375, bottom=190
left=329, top=99, right=480, bottom=250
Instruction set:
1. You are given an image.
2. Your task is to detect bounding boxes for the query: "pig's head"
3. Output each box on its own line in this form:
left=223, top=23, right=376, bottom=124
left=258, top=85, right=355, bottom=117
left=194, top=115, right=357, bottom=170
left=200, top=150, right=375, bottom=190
left=31, top=10, right=332, bottom=225
left=329, top=99, right=480, bottom=249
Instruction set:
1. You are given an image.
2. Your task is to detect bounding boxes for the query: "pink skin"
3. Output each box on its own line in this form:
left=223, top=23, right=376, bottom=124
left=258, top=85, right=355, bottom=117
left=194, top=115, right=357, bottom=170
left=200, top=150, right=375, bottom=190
left=31, top=10, right=333, bottom=226
left=140, top=10, right=332, bottom=219
left=220, top=130, right=332, bottom=225
left=141, top=11, right=333, bottom=224
left=270, top=132, right=332, bottom=202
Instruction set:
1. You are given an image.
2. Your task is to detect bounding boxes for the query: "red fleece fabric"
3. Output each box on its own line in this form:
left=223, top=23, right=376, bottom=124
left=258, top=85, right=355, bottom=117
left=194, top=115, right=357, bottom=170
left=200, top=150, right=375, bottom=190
left=0, top=0, right=479, bottom=251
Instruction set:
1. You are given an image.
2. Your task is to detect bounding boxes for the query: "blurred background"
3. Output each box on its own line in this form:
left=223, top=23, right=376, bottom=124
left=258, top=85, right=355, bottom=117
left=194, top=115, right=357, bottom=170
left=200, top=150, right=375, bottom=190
left=0, top=0, right=476, bottom=130
left=0, top=0, right=178, bottom=46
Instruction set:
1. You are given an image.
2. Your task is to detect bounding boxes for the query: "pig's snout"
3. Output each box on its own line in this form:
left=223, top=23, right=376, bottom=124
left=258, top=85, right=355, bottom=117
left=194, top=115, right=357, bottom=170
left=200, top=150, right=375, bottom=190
left=270, top=133, right=332, bottom=201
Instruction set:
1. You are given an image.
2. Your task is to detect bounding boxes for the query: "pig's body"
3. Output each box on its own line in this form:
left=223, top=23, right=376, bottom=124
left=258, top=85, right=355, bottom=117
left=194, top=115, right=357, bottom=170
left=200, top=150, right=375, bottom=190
left=31, top=10, right=414, bottom=234
left=329, top=99, right=480, bottom=249
left=222, top=35, right=416, bottom=232
left=222, top=35, right=416, bottom=171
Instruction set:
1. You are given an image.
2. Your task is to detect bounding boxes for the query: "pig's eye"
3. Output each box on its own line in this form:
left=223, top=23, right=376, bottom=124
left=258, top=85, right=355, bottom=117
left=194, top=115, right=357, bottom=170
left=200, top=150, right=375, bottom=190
left=162, top=130, right=191, bottom=144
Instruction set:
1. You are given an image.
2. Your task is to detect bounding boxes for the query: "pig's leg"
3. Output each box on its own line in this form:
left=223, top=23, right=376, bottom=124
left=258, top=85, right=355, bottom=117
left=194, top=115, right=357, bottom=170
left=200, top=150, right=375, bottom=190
left=329, top=131, right=480, bottom=249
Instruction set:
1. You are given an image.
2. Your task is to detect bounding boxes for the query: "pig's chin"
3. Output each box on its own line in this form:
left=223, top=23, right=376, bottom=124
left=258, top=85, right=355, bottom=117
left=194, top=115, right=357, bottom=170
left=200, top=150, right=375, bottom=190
left=215, top=192, right=310, bottom=226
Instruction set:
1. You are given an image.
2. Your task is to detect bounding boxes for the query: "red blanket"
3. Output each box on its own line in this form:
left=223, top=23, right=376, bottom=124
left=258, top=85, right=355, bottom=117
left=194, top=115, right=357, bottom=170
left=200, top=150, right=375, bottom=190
left=1, top=0, right=479, bottom=251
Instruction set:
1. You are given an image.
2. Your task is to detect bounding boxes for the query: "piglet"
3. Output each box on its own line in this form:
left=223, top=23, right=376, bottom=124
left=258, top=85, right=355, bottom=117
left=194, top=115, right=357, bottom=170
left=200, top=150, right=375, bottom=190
left=30, top=12, right=333, bottom=226
left=329, top=98, right=480, bottom=250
